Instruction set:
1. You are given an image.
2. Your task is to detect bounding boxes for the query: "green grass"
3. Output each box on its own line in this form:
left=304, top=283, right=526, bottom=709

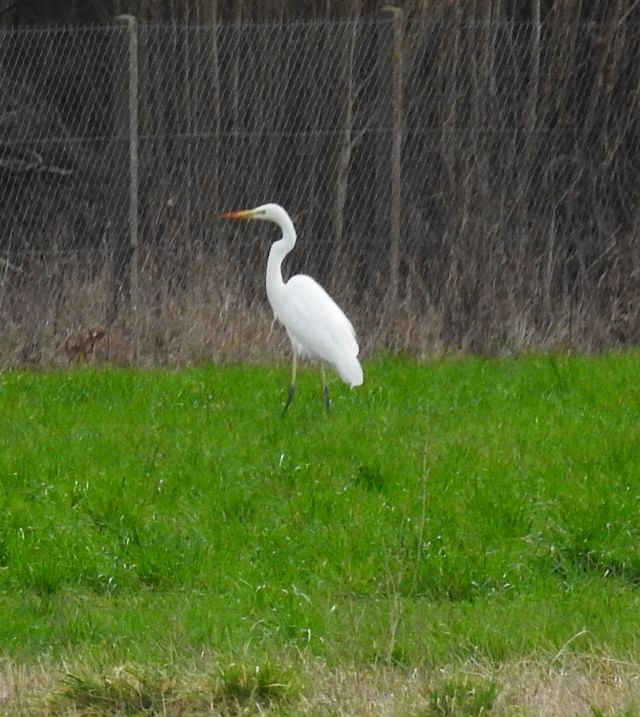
left=48, top=657, right=295, bottom=715
left=1, top=354, right=640, bottom=712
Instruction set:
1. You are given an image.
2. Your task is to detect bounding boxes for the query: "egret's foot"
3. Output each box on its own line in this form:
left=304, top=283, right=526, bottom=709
left=323, top=385, right=331, bottom=415
left=281, top=384, right=296, bottom=417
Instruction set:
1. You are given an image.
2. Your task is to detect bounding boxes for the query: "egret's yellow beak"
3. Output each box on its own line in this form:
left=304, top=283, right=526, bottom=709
left=222, top=209, right=255, bottom=220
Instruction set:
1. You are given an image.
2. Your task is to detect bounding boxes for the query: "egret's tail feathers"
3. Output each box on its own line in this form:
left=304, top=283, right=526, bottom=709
left=336, top=354, right=363, bottom=388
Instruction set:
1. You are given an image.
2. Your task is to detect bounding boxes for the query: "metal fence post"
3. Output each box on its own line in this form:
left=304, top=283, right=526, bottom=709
left=383, top=6, right=404, bottom=312
left=113, top=14, right=139, bottom=357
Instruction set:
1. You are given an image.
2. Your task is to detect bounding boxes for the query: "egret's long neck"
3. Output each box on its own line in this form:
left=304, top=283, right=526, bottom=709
left=266, top=213, right=296, bottom=308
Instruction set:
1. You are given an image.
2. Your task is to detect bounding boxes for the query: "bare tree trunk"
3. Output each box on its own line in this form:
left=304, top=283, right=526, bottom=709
left=527, top=0, right=541, bottom=131
left=231, top=0, right=241, bottom=199
left=581, top=0, right=624, bottom=141
left=333, top=15, right=358, bottom=290
left=109, top=14, right=139, bottom=327
left=209, top=0, right=221, bottom=212
left=125, top=15, right=139, bottom=358
left=386, top=5, right=404, bottom=311
left=374, top=16, right=392, bottom=287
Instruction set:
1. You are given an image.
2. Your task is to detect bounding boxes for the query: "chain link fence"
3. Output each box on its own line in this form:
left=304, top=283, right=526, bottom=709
left=1, top=16, right=639, bottom=366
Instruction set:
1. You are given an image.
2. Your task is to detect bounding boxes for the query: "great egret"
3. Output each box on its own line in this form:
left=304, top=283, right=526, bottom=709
left=222, top=203, right=363, bottom=415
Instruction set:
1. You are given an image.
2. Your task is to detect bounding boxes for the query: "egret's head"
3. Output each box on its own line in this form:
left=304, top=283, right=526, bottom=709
left=222, top=203, right=290, bottom=225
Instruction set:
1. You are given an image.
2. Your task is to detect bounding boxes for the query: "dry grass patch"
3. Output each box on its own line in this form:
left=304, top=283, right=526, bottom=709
left=1, top=655, right=639, bottom=716
left=0, top=662, right=53, bottom=717
left=493, top=656, right=640, bottom=717
left=300, top=657, right=640, bottom=717
left=1, top=247, right=632, bottom=368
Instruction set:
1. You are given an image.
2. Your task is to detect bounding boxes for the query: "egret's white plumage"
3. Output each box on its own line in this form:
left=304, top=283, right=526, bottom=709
left=223, top=203, right=363, bottom=413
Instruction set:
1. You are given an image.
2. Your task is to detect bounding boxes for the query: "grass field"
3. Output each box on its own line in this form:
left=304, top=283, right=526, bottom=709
left=1, top=355, right=640, bottom=715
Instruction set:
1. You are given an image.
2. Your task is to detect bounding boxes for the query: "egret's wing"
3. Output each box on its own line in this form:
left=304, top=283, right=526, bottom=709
left=276, top=274, right=359, bottom=360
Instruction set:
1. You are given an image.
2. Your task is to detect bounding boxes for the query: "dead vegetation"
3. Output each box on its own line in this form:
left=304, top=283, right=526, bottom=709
left=1, top=655, right=639, bottom=716
left=0, top=243, right=634, bottom=368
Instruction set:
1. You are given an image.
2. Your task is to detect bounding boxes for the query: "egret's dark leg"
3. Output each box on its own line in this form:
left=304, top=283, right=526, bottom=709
left=321, top=363, right=331, bottom=415
left=281, top=353, right=297, bottom=417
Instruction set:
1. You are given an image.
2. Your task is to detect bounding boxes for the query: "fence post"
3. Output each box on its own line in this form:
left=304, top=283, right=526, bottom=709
left=383, top=6, right=404, bottom=312
left=112, top=14, right=140, bottom=357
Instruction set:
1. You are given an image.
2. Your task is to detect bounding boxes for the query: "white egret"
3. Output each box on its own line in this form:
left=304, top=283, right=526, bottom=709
left=222, top=203, right=363, bottom=415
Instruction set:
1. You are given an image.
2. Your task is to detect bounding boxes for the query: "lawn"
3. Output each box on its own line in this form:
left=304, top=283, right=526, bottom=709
left=1, top=355, right=640, bottom=715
